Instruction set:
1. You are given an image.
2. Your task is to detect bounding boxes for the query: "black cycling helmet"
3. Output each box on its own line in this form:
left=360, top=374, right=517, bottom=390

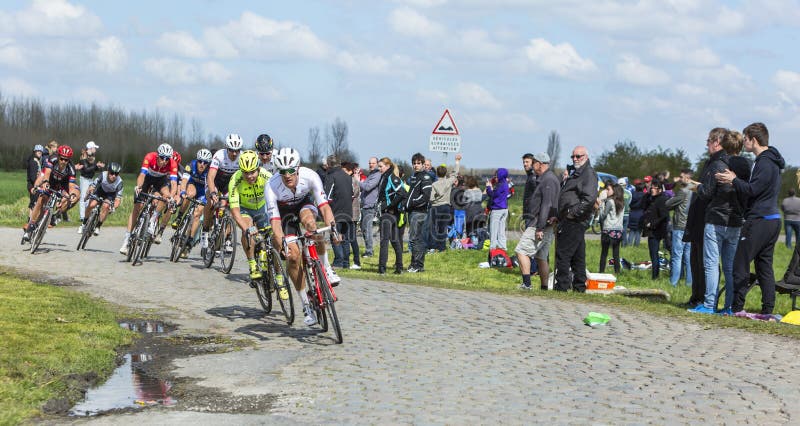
left=255, top=134, right=273, bottom=153
left=108, top=162, right=122, bottom=174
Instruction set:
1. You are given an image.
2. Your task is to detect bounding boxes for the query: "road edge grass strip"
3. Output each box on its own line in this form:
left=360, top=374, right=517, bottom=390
left=338, top=243, right=800, bottom=340
left=0, top=267, right=135, bottom=425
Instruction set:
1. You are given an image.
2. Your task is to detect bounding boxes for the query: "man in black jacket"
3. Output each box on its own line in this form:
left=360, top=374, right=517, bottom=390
left=716, top=123, right=786, bottom=314
left=555, top=146, right=598, bottom=292
left=691, top=128, right=743, bottom=315
left=516, top=153, right=558, bottom=290
left=324, top=155, right=355, bottom=270
left=521, top=153, right=537, bottom=226
left=406, top=152, right=433, bottom=273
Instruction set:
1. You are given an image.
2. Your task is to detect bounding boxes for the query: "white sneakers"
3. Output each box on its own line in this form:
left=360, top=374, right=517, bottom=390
left=327, top=268, right=341, bottom=286
left=93, top=227, right=100, bottom=236
left=77, top=225, right=84, bottom=234
left=119, top=238, right=129, bottom=255
left=200, top=232, right=209, bottom=249
left=224, top=240, right=233, bottom=253
left=303, top=304, right=317, bottom=326
left=349, top=264, right=362, bottom=270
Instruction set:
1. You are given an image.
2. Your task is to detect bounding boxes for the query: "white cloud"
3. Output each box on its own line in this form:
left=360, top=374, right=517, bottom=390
left=524, top=38, right=596, bottom=79
left=774, top=70, right=800, bottom=104
left=95, top=36, right=127, bottom=73
left=157, top=31, right=206, bottom=58
left=454, top=82, right=502, bottom=110
left=674, top=83, right=710, bottom=98
left=685, top=64, right=753, bottom=93
left=72, top=87, right=107, bottom=103
left=417, top=89, right=448, bottom=104
left=144, top=58, right=232, bottom=85
left=395, top=0, right=448, bottom=7
left=2, top=0, right=103, bottom=36
left=336, top=51, right=414, bottom=77
left=389, top=7, right=444, bottom=37
left=451, top=29, right=508, bottom=59
left=0, top=38, right=26, bottom=68
left=155, top=95, right=196, bottom=112
left=255, top=85, right=284, bottom=101
left=650, top=40, right=720, bottom=68
left=616, top=55, right=670, bottom=86
left=203, top=12, right=329, bottom=60
left=0, top=77, right=37, bottom=97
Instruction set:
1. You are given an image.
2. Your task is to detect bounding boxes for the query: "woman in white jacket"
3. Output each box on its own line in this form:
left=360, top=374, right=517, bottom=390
left=597, top=183, right=625, bottom=273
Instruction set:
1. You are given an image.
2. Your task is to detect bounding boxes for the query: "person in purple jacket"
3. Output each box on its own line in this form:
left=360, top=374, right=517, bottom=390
left=486, top=168, right=510, bottom=250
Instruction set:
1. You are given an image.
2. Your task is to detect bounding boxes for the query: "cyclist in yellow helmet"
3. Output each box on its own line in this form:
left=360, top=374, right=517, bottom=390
left=229, top=150, right=272, bottom=280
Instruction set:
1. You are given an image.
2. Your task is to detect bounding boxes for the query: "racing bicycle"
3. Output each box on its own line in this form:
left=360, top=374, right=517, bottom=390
left=251, top=226, right=294, bottom=324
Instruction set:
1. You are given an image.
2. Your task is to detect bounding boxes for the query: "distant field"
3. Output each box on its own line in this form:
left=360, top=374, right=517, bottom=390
left=0, top=171, right=138, bottom=227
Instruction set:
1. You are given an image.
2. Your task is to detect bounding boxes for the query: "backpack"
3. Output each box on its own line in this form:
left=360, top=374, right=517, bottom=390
left=488, top=248, right=512, bottom=268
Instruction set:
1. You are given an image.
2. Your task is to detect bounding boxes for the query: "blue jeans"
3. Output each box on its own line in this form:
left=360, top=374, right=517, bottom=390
left=785, top=219, right=800, bottom=249
left=703, top=223, right=740, bottom=310
left=670, top=229, right=692, bottom=286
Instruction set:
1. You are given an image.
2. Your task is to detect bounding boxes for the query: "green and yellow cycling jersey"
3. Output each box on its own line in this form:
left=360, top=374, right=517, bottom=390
left=228, top=167, right=272, bottom=210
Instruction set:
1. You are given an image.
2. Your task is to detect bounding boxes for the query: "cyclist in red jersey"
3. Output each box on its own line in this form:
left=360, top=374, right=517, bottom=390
left=22, top=145, right=80, bottom=242
left=119, top=143, right=179, bottom=255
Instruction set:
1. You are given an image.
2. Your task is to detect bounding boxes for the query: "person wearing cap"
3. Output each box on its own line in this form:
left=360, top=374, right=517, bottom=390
left=26, top=144, right=45, bottom=218
left=516, top=152, right=559, bottom=290
left=76, top=141, right=105, bottom=234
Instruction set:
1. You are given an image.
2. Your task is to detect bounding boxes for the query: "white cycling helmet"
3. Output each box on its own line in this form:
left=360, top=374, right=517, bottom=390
left=157, top=143, right=173, bottom=157
left=196, top=148, right=212, bottom=162
left=273, top=147, right=301, bottom=170
left=225, top=133, right=243, bottom=151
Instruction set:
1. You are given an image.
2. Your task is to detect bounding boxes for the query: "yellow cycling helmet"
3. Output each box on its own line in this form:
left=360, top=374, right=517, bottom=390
left=238, top=150, right=259, bottom=172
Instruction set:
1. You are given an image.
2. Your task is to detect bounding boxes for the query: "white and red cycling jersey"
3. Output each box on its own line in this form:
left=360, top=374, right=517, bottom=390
left=265, top=166, right=329, bottom=221
left=210, top=149, right=239, bottom=177
left=140, top=152, right=179, bottom=181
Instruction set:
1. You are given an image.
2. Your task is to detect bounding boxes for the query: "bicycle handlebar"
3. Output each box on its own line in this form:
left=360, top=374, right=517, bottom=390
left=283, top=226, right=332, bottom=245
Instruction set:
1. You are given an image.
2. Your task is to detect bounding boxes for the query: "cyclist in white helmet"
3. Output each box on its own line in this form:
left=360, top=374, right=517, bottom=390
left=266, top=147, right=341, bottom=326
left=172, top=148, right=213, bottom=258
left=202, top=133, right=242, bottom=250
left=120, top=143, right=179, bottom=255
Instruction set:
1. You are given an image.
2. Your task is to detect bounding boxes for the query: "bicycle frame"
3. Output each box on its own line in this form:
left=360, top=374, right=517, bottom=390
left=285, top=226, right=337, bottom=306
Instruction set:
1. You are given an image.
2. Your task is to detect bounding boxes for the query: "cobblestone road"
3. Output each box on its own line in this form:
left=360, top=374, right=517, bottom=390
left=1, top=228, right=797, bottom=424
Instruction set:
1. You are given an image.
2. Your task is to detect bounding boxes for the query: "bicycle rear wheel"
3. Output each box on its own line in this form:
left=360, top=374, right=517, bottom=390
left=170, top=214, right=189, bottom=262
left=131, top=213, right=149, bottom=265
left=270, top=248, right=294, bottom=325
left=314, top=262, right=342, bottom=343
left=220, top=216, right=237, bottom=274
left=255, top=275, right=273, bottom=314
left=30, top=209, right=51, bottom=254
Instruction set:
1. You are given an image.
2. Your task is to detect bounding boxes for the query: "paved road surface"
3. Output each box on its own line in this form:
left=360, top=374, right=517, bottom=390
left=1, top=227, right=796, bottom=424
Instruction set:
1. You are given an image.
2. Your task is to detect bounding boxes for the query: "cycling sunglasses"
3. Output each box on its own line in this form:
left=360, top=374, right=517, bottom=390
left=158, top=155, right=171, bottom=161
left=258, top=151, right=272, bottom=156
left=198, top=160, right=211, bottom=165
left=278, top=168, right=298, bottom=176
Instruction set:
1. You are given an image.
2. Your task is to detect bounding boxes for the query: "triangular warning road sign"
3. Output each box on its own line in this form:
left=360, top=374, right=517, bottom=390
left=431, top=109, right=459, bottom=135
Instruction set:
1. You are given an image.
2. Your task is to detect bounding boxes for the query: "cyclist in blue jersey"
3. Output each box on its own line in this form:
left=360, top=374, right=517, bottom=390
left=173, top=148, right=212, bottom=258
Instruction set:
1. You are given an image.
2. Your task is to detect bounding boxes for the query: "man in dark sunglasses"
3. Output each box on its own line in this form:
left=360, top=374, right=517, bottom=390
left=553, top=145, right=598, bottom=293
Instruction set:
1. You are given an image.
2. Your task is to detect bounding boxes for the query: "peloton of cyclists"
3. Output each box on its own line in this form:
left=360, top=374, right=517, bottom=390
left=202, top=134, right=243, bottom=251
left=120, top=143, right=179, bottom=255
left=22, top=145, right=81, bottom=242
left=79, top=162, right=124, bottom=235
left=265, top=147, right=341, bottom=326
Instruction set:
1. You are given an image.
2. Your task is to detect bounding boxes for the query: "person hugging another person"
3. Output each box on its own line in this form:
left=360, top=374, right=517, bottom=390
left=597, top=182, right=625, bottom=274
left=642, top=179, right=669, bottom=279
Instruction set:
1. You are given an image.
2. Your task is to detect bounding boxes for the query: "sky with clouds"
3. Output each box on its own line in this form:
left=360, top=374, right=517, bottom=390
left=1, top=0, right=800, bottom=169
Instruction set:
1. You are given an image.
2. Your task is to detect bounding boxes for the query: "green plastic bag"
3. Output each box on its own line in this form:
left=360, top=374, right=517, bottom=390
left=583, top=312, right=610, bottom=327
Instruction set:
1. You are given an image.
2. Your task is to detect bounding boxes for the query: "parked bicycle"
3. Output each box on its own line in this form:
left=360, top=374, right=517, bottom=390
left=169, top=197, right=205, bottom=262
left=127, top=191, right=168, bottom=266
left=284, top=226, right=343, bottom=344
left=251, top=227, right=294, bottom=324
left=201, top=196, right=237, bottom=273
left=77, top=194, right=109, bottom=251
left=26, top=188, right=64, bottom=254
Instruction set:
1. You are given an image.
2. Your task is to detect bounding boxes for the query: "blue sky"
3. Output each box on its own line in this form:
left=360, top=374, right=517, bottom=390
left=2, top=0, right=800, bottom=170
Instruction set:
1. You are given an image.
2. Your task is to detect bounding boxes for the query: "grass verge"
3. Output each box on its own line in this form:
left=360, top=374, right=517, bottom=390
left=0, top=268, right=134, bottom=424
left=337, top=238, right=800, bottom=339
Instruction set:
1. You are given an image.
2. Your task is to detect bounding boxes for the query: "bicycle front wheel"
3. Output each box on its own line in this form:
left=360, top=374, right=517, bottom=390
left=314, top=261, right=343, bottom=343
left=31, top=209, right=51, bottom=254
left=220, top=216, right=237, bottom=274
left=270, top=248, right=294, bottom=325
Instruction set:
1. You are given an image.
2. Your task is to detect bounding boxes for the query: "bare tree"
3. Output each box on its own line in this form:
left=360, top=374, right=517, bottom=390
left=307, top=126, right=322, bottom=166
left=547, top=130, right=561, bottom=167
left=326, top=117, right=348, bottom=158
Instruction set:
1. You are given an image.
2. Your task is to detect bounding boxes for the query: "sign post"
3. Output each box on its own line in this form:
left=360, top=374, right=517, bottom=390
left=428, top=109, right=461, bottom=156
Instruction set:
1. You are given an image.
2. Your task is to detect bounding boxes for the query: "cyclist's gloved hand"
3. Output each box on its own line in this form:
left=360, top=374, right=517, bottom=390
left=134, top=186, right=141, bottom=197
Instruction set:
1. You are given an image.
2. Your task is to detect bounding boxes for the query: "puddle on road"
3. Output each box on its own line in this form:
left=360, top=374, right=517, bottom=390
left=68, top=321, right=176, bottom=416
left=69, top=353, right=176, bottom=416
